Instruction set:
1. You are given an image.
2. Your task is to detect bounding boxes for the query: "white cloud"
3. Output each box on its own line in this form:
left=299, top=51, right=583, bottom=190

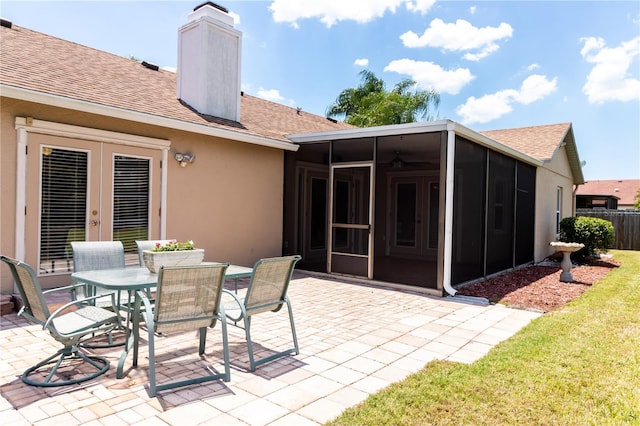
left=580, top=36, right=640, bottom=104
left=354, top=58, right=369, bottom=67
left=469, top=6, right=477, bottom=15
left=406, top=0, right=436, bottom=14
left=269, top=0, right=434, bottom=28
left=257, top=87, right=285, bottom=102
left=526, top=63, right=540, bottom=71
left=384, top=58, right=475, bottom=95
left=456, top=74, right=557, bottom=124
left=270, top=0, right=402, bottom=28
left=400, top=18, right=513, bottom=61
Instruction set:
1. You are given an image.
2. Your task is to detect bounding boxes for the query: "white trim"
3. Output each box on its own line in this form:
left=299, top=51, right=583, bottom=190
left=3, top=84, right=299, bottom=152
left=160, top=149, right=168, bottom=238
left=15, top=128, right=27, bottom=263
left=442, top=127, right=457, bottom=296
left=15, top=117, right=171, bottom=149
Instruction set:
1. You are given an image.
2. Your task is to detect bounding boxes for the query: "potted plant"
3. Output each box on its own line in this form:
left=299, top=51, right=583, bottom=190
left=142, top=240, right=204, bottom=273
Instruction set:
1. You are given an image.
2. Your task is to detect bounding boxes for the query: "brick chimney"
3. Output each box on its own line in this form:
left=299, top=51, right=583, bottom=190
left=177, top=2, right=242, bottom=122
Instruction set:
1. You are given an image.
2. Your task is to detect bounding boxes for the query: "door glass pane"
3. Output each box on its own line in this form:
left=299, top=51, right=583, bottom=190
left=39, top=147, right=87, bottom=274
left=396, top=183, right=417, bottom=247
left=332, top=228, right=369, bottom=255
left=310, top=177, right=327, bottom=249
left=113, top=156, right=150, bottom=255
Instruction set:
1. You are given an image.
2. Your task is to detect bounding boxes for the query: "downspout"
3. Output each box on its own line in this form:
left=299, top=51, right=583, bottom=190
left=443, top=126, right=457, bottom=296
left=572, top=184, right=580, bottom=216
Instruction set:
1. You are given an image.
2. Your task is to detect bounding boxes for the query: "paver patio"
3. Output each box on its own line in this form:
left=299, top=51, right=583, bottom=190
left=1, top=272, right=541, bottom=425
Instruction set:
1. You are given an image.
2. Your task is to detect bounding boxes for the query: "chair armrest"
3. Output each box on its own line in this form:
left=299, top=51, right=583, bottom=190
left=43, top=292, right=118, bottom=330
left=221, top=289, right=246, bottom=323
left=42, top=282, right=85, bottom=295
left=138, top=290, right=154, bottom=326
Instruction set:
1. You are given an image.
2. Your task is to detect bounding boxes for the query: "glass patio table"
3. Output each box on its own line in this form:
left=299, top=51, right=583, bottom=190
left=71, top=263, right=253, bottom=379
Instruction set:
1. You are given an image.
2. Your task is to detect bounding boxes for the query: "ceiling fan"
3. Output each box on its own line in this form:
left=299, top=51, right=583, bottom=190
left=389, top=151, right=432, bottom=169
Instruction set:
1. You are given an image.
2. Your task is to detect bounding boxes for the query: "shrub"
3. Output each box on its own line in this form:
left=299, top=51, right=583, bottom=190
left=559, top=216, right=614, bottom=260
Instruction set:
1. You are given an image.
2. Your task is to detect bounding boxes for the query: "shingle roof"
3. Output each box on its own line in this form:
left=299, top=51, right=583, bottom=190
left=481, top=122, right=584, bottom=184
left=576, top=179, right=640, bottom=206
left=480, top=123, right=571, bottom=161
left=0, top=24, right=352, bottom=143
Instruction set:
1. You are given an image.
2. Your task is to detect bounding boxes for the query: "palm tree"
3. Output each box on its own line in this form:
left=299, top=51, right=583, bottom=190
left=326, top=70, right=440, bottom=127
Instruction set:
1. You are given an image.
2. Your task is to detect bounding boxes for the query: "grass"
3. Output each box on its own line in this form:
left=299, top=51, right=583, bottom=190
left=326, top=250, right=640, bottom=425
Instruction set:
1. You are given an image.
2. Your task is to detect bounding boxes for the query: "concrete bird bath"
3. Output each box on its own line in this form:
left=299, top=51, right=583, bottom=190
left=550, top=242, right=585, bottom=282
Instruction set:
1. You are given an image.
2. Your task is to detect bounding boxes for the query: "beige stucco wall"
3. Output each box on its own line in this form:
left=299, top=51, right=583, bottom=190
left=534, top=145, right=576, bottom=262
left=0, top=98, right=286, bottom=294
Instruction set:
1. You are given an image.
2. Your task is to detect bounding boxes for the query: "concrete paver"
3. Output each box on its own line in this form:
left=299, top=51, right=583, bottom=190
left=0, top=272, right=541, bottom=425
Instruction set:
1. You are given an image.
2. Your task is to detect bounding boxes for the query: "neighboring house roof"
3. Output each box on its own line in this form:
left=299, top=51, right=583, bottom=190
left=481, top=122, right=585, bottom=184
left=576, top=179, right=640, bottom=206
left=0, top=24, right=351, bottom=148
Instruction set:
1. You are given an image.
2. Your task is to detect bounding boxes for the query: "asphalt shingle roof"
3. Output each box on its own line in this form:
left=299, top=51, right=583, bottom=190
left=576, top=179, right=640, bottom=206
left=0, top=24, right=352, bottom=143
left=481, top=122, right=571, bottom=161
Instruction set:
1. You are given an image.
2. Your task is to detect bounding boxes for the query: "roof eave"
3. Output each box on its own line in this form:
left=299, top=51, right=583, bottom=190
left=561, top=124, right=585, bottom=185
left=0, top=84, right=299, bottom=152
left=288, top=119, right=543, bottom=167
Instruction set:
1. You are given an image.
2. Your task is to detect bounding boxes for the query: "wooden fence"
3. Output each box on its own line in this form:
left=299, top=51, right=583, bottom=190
left=576, top=209, right=640, bottom=251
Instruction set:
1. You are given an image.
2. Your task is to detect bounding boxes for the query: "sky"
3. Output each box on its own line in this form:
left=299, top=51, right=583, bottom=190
left=2, top=0, right=639, bottom=180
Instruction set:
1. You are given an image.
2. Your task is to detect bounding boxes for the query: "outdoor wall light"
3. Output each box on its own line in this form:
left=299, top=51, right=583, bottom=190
left=174, top=152, right=195, bottom=167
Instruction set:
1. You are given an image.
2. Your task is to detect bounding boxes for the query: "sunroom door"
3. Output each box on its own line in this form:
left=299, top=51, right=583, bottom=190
left=25, top=133, right=161, bottom=287
left=328, top=163, right=374, bottom=278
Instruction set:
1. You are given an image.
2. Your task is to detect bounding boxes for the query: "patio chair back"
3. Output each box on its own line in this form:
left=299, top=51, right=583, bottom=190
left=1, top=255, right=50, bottom=325
left=245, top=255, right=302, bottom=316
left=72, top=241, right=125, bottom=272
left=71, top=241, right=125, bottom=301
left=135, top=240, right=172, bottom=266
left=141, top=263, right=231, bottom=396
left=154, top=263, right=228, bottom=334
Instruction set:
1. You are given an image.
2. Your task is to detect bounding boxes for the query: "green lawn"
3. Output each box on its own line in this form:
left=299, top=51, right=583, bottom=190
left=327, top=250, right=640, bottom=425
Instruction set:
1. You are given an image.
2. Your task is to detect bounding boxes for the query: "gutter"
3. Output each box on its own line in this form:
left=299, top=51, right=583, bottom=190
left=1, top=84, right=299, bottom=152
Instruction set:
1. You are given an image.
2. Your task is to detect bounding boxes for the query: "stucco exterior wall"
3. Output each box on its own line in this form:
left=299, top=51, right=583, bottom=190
left=0, top=98, right=286, bottom=294
left=534, top=146, right=575, bottom=262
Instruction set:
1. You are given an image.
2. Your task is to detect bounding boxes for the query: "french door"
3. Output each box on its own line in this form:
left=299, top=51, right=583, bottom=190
left=25, top=132, right=162, bottom=284
left=388, top=175, right=439, bottom=258
left=328, top=163, right=374, bottom=278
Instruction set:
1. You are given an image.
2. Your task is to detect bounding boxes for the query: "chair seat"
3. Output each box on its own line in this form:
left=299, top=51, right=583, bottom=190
left=52, top=306, right=119, bottom=335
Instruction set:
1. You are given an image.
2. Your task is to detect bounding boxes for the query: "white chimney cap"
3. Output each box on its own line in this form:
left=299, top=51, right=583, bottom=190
left=188, top=2, right=234, bottom=27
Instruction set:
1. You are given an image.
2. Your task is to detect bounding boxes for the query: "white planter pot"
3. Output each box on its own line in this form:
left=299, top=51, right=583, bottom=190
left=142, top=249, right=205, bottom=273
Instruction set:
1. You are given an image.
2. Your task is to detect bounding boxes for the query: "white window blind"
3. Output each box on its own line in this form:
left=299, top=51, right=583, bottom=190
left=39, top=147, right=87, bottom=274
left=112, top=155, right=150, bottom=255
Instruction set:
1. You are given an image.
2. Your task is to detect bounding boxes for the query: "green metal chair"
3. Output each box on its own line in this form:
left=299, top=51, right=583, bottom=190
left=138, top=263, right=231, bottom=397
left=223, top=255, right=301, bottom=371
left=71, top=241, right=127, bottom=347
left=1, top=255, right=119, bottom=387
left=71, top=241, right=126, bottom=302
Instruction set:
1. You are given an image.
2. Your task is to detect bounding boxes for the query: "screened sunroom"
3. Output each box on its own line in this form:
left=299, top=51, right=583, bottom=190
left=282, top=120, right=539, bottom=295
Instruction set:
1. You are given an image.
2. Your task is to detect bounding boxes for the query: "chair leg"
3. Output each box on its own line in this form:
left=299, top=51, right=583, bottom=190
left=245, top=300, right=299, bottom=371
left=220, top=315, right=231, bottom=382
left=244, top=317, right=257, bottom=372
left=148, top=323, right=158, bottom=397
left=198, top=327, right=207, bottom=355
left=285, top=298, right=299, bottom=356
left=22, top=346, right=110, bottom=387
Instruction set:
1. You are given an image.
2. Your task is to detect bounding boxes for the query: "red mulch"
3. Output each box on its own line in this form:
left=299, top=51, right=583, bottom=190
left=457, top=258, right=620, bottom=312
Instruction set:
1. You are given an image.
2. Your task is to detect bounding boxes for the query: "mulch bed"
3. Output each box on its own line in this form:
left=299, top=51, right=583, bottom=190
left=457, top=258, right=620, bottom=312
